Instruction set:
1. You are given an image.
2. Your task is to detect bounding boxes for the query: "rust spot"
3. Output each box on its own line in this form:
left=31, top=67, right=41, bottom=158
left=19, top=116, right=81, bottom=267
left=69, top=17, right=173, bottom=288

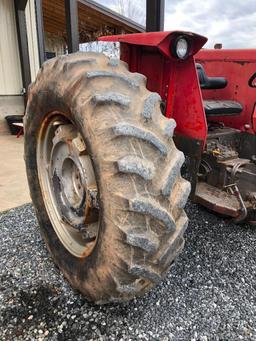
left=80, top=241, right=95, bottom=258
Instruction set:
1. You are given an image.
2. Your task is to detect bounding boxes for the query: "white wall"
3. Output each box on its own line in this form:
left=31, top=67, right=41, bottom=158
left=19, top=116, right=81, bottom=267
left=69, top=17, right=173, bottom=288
left=0, top=0, right=41, bottom=95
left=25, top=0, right=40, bottom=82
left=0, top=0, right=23, bottom=95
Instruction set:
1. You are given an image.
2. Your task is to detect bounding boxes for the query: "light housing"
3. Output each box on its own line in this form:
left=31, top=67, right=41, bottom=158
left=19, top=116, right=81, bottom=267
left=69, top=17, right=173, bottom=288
left=172, top=36, right=190, bottom=60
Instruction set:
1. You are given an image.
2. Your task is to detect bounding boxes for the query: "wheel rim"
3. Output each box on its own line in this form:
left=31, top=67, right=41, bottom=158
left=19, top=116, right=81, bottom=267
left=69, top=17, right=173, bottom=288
left=37, top=113, right=99, bottom=258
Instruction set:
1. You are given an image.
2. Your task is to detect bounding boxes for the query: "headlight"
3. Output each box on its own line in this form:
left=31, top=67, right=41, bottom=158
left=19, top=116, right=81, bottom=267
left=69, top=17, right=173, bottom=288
left=172, top=36, right=189, bottom=59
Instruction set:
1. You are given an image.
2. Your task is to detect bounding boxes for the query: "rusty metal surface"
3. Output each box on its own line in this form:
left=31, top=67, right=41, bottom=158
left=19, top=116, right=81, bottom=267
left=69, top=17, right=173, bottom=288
left=194, top=126, right=256, bottom=222
left=195, top=181, right=240, bottom=218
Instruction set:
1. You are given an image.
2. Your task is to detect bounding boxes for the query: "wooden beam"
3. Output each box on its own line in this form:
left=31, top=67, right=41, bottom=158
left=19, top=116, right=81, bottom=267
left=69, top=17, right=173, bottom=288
left=14, top=0, right=31, bottom=102
left=65, top=0, right=79, bottom=53
left=146, top=0, right=165, bottom=32
left=42, top=0, right=143, bottom=38
left=35, top=0, right=46, bottom=66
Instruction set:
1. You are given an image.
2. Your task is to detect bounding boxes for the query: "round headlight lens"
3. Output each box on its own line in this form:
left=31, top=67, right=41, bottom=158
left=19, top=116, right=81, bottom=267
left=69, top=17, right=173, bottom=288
left=176, top=38, right=189, bottom=59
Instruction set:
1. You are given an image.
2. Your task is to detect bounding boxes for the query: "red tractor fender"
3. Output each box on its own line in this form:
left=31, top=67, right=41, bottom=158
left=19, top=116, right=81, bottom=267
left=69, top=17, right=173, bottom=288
left=100, top=31, right=207, bottom=59
left=100, top=31, right=208, bottom=149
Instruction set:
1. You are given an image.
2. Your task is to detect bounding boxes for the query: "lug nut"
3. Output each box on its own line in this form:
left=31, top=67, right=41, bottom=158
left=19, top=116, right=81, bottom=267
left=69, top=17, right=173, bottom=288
left=72, top=135, right=86, bottom=155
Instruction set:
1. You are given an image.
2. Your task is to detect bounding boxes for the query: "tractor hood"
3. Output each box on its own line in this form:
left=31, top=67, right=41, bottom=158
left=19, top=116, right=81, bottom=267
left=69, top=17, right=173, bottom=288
left=99, top=31, right=207, bottom=59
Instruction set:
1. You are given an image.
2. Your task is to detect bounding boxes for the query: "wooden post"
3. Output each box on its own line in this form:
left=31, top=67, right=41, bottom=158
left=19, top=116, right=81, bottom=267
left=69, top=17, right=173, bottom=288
left=14, top=0, right=31, bottom=102
left=65, top=0, right=79, bottom=53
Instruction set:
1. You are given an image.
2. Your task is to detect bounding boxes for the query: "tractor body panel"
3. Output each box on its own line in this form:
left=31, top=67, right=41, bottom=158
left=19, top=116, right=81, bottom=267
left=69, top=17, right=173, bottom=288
left=101, top=32, right=256, bottom=222
left=196, top=49, right=256, bottom=135
left=195, top=49, right=256, bottom=221
left=100, top=31, right=207, bottom=58
left=100, top=31, right=208, bottom=146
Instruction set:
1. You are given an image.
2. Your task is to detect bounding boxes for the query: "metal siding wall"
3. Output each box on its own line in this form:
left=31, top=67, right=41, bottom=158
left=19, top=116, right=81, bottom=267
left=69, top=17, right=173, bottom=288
left=0, top=0, right=23, bottom=95
left=25, top=0, right=40, bottom=82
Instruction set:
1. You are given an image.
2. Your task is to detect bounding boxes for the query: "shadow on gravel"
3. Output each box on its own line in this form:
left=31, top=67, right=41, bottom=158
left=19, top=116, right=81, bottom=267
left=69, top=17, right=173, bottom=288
left=1, top=282, right=61, bottom=337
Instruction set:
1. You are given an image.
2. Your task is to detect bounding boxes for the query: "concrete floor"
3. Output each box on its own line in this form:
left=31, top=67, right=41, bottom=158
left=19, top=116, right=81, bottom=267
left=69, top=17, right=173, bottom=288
left=0, top=134, right=30, bottom=212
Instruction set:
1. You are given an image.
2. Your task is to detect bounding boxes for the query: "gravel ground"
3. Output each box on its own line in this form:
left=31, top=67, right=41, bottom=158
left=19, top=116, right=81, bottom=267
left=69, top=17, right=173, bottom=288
left=1, top=203, right=256, bottom=341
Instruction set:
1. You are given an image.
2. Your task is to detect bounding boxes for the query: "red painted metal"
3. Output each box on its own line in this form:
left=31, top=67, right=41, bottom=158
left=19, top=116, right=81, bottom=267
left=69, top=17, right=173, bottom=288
left=99, top=32, right=256, bottom=220
left=100, top=31, right=207, bottom=58
left=196, top=49, right=256, bottom=135
left=100, top=31, right=208, bottom=145
left=100, top=32, right=256, bottom=143
left=167, top=58, right=207, bottom=142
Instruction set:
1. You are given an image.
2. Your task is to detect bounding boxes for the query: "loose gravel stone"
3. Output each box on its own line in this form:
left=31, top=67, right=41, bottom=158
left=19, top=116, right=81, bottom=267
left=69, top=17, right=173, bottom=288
left=1, top=203, right=256, bottom=340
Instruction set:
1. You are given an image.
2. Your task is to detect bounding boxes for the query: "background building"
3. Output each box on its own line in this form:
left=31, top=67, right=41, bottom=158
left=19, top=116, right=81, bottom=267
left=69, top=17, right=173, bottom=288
left=0, top=0, right=144, bottom=134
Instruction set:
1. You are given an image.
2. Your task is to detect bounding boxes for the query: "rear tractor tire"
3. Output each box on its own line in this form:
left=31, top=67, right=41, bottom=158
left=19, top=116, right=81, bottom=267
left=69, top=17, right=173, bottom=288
left=24, top=52, right=191, bottom=303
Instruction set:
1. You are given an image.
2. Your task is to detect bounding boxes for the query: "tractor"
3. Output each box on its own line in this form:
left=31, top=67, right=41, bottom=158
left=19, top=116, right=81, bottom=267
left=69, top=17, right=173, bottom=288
left=24, top=30, right=256, bottom=304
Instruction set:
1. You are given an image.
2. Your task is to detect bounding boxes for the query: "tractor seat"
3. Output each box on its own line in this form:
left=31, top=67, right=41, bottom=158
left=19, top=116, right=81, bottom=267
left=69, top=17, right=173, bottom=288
left=204, top=100, right=243, bottom=117
left=196, top=63, right=227, bottom=90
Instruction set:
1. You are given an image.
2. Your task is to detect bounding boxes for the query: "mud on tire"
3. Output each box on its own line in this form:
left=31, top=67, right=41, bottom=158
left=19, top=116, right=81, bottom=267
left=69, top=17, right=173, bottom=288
left=24, top=52, right=191, bottom=303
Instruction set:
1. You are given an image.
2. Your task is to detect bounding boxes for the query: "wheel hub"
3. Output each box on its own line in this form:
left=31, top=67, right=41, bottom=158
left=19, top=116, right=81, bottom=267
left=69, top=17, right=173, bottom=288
left=37, top=115, right=99, bottom=257
left=64, top=157, right=84, bottom=208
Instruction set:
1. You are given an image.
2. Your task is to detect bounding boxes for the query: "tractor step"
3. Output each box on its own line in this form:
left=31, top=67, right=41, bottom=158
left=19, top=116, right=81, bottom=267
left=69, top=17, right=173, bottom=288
left=194, top=181, right=240, bottom=217
left=204, top=100, right=243, bottom=117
